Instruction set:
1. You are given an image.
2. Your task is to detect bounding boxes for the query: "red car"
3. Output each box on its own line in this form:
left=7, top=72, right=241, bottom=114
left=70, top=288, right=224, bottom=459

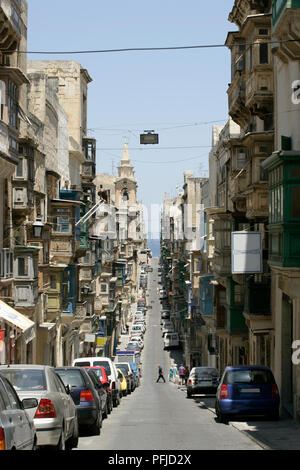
left=84, top=366, right=113, bottom=415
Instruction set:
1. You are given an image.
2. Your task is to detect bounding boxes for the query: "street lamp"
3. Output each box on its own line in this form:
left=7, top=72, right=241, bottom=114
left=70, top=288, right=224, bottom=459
left=32, top=217, right=44, bottom=238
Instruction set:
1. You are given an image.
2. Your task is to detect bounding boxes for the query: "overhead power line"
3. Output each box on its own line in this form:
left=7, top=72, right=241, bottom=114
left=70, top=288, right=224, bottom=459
left=3, top=38, right=300, bottom=55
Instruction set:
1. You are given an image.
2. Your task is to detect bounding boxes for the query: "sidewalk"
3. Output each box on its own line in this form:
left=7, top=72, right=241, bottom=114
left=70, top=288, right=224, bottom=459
left=176, top=385, right=300, bottom=450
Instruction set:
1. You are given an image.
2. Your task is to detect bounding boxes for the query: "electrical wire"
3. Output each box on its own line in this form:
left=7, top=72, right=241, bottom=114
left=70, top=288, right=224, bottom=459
left=3, top=38, right=300, bottom=55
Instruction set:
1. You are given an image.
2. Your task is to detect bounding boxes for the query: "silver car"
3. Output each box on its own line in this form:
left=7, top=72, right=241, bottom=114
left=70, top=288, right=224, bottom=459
left=0, top=365, right=78, bottom=450
left=0, top=373, right=37, bottom=450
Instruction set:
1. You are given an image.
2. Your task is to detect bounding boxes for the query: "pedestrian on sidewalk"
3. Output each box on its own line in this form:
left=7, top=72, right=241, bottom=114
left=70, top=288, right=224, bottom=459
left=178, top=364, right=186, bottom=386
left=184, top=366, right=190, bottom=386
left=156, top=365, right=166, bottom=383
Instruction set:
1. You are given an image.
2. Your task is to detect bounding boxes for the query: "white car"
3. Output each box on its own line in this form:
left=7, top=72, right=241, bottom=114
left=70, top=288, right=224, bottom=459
left=164, top=333, right=180, bottom=350
left=130, top=325, right=144, bottom=337
left=130, top=334, right=144, bottom=344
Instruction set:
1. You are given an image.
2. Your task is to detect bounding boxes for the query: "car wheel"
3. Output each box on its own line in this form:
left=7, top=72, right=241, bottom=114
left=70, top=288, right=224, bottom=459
left=107, top=397, right=112, bottom=414
left=187, top=391, right=192, bottom=398
left=216, top=404, right=229, bottom=424
left=113, top=395, right=118, bottom=407
left=90, top=411, right=101, bottom=435
left=103, top=403, right=108, bottom=420
left=57, top=427, right=66, bottom=450
left=66, top=418, right=79, bottom=450
left=32, top=436, right=38, bottom=451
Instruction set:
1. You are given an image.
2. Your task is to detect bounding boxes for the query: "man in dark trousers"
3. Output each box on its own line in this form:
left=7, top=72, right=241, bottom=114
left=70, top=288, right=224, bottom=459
left=156, top=364, right=166, bottom=383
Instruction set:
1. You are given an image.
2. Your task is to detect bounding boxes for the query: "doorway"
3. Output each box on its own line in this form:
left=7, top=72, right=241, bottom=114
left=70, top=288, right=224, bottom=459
left=281, top=293, right=294, bottom=416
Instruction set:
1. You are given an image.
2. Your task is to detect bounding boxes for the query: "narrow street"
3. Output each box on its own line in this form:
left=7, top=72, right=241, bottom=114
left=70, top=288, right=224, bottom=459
left=77, top=258, right=261, bottom=451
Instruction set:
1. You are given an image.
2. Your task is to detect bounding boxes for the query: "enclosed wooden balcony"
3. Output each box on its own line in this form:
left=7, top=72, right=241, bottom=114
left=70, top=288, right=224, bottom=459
left=245, top=67, right=273, bottom=117
left=0, top=0, right=22, bottom=52
left=228, top=74, right=249, bottom=128
left=272, top=0, right=300, bottom=60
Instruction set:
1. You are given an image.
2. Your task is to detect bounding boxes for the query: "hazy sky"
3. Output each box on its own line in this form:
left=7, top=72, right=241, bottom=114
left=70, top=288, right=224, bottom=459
left=27, top=0, right=237, bottom=224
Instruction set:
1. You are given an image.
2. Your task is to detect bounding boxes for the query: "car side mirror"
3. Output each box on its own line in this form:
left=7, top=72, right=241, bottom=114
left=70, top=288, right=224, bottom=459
left=22, top=398, right=38, bottom=409
left=65, top=384, right=73, bottom=394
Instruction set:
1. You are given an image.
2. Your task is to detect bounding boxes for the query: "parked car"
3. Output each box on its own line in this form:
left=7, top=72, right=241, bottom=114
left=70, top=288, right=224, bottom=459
left=129, top=334, right=144, bottom=345
left=129, top=339, right=144, bottom=350
left=0, top=365, right=78, bottom=450
left=72, top=357, right=121, bottom=407
left=117, top=369, right=128, bottom=396
left=130, top=362, right=141, bottom=387
left=134, top=321, right=146, bottom=334
left=55, top=366, right=102, bottom=435
left=126, top=342, right=141, bottom=352
left=187, top=367, right=219, bottom=398
left=83, top=366, right=113, bottom=415
left=130, top=325, right=144, bottom=337
left=85, top=369, right=109, bottom=419
left=134, top=312, right=145, bottom=318
left=137, top=298, right=146, bottom=308
left=215, top=365, right=280, bottom=423
left=164, top=332, right=180, bottom=350
left=117, top=363, right=136, bottom=393
left=161, top=312, right=170, bottom=322
left=0, top=373, right=37, bottom=450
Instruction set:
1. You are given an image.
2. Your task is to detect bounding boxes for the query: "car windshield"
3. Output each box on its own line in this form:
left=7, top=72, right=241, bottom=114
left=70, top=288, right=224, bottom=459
left=193, top=368, right=219, bottom=377
left=91, top=362, right=111, bottom=376
left=89, top=369, right=104, bottom=381
left=56, top=369, right=85, bottom=388
left=118, top=365, right=129, bottom=374
left=0, top=369, right=47, bottom=391
left=225, top=369, right=274, bottom=385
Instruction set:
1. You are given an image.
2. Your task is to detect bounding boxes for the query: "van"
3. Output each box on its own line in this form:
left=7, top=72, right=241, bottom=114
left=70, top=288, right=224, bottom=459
left=164, top=333, right=180, bottom=350
left=72, top=357, right=121, bottom=407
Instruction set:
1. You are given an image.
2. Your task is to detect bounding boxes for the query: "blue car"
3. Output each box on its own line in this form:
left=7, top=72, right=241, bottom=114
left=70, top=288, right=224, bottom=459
left=215, top=365, right=280, bottom=424
left=130, top=362, right=141, bottom=387
left=55, top=367, right=103, bottom=435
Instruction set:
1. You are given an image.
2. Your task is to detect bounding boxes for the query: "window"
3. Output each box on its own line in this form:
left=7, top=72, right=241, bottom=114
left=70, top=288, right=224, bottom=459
left=15, top=158, right=25, bottom=178
left=0, top=80, right=5, bottom=121
left=52, top=372, right=66, bottom=394
left=291, top=187, right=300, bottom=219
left=101, top=283, right=107, bottom=293
left=53, top=216, right=70, bottom=233
left=17, top=257, right=28, bottom=276
left=50, top=275, right=57, bottom=290
left=237, top=151, right=246, bottom=169
left=0, top=369, right=47, bottom=391
left=4, top=380, right=21, bottom=410
left=8, top=80, right=19, bottom=129
left=259, top=29, right=268, bottom=35
left=259, top=160, right=268, bottom=181
left=234, top=285, right=244, bottom=305
left=259, top=43, right=269, bottom=64
left=247, top=45, right=253, bottom=72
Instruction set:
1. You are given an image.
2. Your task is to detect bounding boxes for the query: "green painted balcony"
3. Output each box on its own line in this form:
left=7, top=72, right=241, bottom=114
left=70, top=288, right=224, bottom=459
left=262, top=150, right=300, bottom=267
left=273, top=0, right=300, bottom=29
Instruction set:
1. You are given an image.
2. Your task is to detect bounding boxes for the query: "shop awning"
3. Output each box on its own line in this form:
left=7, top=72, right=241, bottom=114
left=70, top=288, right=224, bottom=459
left=0, top=300, right=35, bottom=344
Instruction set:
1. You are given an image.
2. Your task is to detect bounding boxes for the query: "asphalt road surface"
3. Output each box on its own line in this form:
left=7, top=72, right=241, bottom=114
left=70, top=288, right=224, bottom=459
left=77, top=258, right=261, bottom=451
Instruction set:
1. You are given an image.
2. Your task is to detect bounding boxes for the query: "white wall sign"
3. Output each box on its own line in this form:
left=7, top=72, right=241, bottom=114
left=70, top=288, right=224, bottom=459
left=232, top=231, right=262, bottom=274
